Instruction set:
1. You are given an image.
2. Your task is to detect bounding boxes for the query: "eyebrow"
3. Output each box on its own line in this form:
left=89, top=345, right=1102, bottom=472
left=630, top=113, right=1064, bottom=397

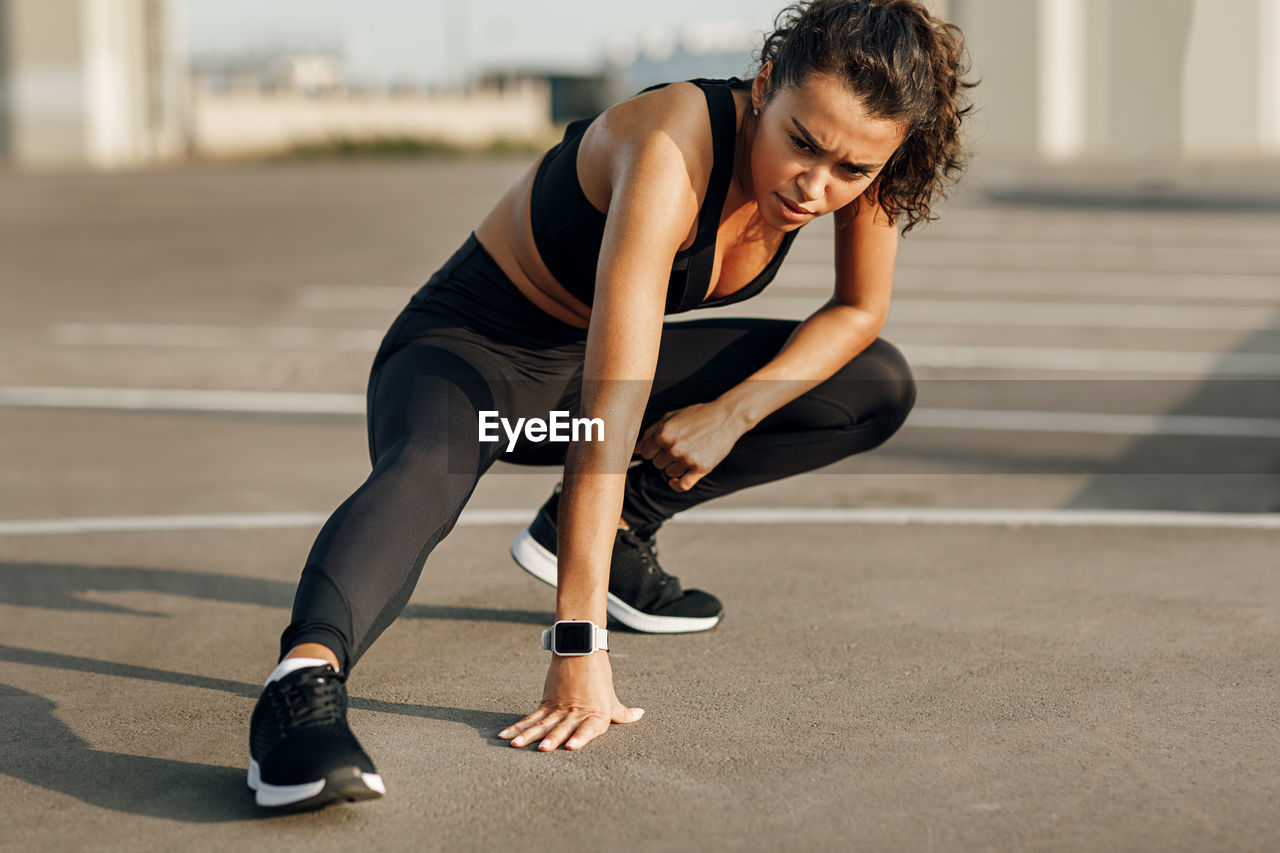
left=792, top=118, right=883, bottom=171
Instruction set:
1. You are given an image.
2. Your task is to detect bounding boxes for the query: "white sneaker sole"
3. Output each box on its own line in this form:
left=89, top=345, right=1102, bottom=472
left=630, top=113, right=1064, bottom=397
left=510, top=527, right=722, bottom=634
left=248, top=759, right=385, bottom=809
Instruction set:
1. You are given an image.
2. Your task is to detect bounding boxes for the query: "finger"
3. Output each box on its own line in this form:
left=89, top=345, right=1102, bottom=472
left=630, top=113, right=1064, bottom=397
left=509, top=710, right=566, bottom=748
left=612, top=705, right=645, bottom=725
left=650, top=449, right=676, bottom=470
left=562, top=714, right=612, bottom=750
left=671, top=470, right=703, bottom=492
left=636, top=417, right=671, bottom=458
left=497, top=707, right=550, bottom=739
left=537, top=713, right=591, bottom=752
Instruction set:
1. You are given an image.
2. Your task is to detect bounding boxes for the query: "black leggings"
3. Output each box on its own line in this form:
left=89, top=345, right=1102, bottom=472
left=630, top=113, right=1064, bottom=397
left=281, top=234, right=916, bottom=671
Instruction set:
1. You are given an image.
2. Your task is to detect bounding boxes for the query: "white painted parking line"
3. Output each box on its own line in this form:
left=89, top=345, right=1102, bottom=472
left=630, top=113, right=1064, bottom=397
left=0, top=512, right=331, bottom=535
left=2, top=386, right=1278, bottom=437
left=0, top=508, right=1276, bottom=537
left=708, top=298, right=1277, bottom=330
left=899, top=344, right=1280, bottom=375
left=298, top=276, right=1280, bottom=308
left=853, top=270, right=1280, bottom=302
left=0, top=386, right=365, bottom=414
left=42, top=324, right=1280, bottom=375
left=886, top=300, right=1274, bottom=330
left=907, top=408, right=1280, bottom=438
left=50, top=323, right=384, bottom=351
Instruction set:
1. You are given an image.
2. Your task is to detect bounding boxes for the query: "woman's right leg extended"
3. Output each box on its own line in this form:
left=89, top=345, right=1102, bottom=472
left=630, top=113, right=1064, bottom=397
left=252, top=337, right=531, bottom=810
left=280, top=336, right=568, bottom=673
left=250, top=234, right=588, bottom=809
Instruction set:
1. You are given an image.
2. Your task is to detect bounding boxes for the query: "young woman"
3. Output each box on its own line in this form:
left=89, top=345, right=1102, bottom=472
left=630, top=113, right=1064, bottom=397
left=247, top=0, right=973, bottom=810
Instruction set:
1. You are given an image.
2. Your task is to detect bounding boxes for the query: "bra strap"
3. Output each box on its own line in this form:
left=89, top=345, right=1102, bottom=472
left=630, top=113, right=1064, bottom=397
left=673, top=80, right=738, bottom=314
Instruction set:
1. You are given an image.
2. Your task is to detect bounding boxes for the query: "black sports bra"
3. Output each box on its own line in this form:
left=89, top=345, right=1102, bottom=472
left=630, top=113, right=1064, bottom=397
left=528, top=78, right=799, bottom=315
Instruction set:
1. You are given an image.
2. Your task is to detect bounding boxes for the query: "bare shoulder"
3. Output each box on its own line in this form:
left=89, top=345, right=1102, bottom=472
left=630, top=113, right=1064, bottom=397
left=576, top=82, right=718, bottom=209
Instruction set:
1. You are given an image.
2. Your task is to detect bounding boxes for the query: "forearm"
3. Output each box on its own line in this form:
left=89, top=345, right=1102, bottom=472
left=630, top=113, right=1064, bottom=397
left=554, top=383, right=651, bottom=623
left=716, top=303, right=884, bottom=431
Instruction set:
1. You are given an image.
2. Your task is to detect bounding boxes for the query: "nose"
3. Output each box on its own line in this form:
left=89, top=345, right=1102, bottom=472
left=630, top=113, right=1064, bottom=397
left=795, top=168, right=826, bottom=203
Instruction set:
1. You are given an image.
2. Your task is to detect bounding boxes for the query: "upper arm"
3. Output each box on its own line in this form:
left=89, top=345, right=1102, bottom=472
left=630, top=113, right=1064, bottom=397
left=832, top=188, right=899, bottom=330
left=581, top=93, right=708, bottom=385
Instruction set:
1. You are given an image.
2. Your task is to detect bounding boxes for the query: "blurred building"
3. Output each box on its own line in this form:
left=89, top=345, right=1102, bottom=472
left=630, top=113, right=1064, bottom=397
left=190, top=51, right=347, bottom=97
left=602, top=19, right=763, bottom=103
left=188, top=57, right=555, bottom=159
left=602, top=1, right=1279, bottom=164
left=0, top=0, right=187, bottom=170
left=2, top=0, right=1277, bottom=171
left=942, top=0, right=1280, bottom=161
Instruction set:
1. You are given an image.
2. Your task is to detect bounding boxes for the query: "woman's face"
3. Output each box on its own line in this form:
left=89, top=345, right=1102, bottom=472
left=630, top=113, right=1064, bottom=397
left=748, top=66, right=907, bottom=230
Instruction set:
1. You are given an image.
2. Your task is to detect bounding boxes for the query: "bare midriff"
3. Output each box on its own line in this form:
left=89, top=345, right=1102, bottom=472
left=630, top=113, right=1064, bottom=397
left=474, top=155, right=595, bottom=330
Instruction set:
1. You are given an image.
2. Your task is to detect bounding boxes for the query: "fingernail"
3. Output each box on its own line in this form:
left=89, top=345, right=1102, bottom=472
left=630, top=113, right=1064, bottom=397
left=499, top=729, right=511, bottom=738
left=636, top=708, right=645, bottom=717
left=567, top=739, right=580, bottom=749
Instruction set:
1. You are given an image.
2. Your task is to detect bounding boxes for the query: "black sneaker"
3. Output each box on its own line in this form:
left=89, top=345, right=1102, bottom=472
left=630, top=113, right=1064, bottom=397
left=248, top=661, right=385, bottom=810
left=510, top=484, right=724, bottom=633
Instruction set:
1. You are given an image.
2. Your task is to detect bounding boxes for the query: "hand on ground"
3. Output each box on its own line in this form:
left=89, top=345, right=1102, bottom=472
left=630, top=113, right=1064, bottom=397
left=498, top=652, right=644, bottom=751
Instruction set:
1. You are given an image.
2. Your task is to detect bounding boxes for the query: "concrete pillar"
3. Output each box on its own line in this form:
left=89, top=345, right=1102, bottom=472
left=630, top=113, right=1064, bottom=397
left=950, top=0, right=1041, bottom=159
left=1265, top=0, right=1280, bottom=151
left=1183, top=0, right=1280, bottom=156
left=1086, top=0, right=1194, bottom=159
left=1183, top=0, right=1261, bottom=157
left=1038, top=0, right=1087, bottom=160
left=2, top=0, right=183, bottom=170
left=952, top=0, right=1200, bottom=161
left=6, top=0, right=86, bottom=167
left=0, top=0, right=9, bottom=159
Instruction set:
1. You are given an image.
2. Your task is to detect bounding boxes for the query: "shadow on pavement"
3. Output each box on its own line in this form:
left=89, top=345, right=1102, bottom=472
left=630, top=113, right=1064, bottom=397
left=0, top=560, right=550, bottom=624
left=0, top=644, right=517, bottom=732
left=0, top=681, right=261, bottom=823
left=0, top=650, right=516, bottom=822
left=0, top=557, right=538, bottom=821
left=1067, top=311, right=1280, bottom=512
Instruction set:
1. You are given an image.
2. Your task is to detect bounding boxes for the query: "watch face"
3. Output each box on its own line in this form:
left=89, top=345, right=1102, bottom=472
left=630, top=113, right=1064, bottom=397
left=554, top=621, right=593, bottom=654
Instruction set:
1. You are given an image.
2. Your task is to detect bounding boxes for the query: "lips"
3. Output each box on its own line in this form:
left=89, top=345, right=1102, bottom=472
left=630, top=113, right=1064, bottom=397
left=775, top=193, right=813, bottom=222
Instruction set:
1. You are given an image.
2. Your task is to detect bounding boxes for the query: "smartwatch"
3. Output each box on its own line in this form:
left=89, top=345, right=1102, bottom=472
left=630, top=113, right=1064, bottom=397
left=540, top=620, right=609, bottom=656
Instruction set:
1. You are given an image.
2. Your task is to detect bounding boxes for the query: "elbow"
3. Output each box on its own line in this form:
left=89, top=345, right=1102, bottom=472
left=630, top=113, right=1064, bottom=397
left=827, top=300, right=887, bottom=344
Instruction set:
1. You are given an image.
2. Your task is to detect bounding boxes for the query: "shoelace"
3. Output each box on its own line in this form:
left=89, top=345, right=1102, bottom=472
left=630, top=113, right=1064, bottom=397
left=622, top=529, right=669, bottom=586
left=270, top=670, right=347, bottom=730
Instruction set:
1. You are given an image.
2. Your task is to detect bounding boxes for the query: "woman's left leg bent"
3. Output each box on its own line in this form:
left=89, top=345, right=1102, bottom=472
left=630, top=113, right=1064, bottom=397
left=617, top=316, right=916, bottom=530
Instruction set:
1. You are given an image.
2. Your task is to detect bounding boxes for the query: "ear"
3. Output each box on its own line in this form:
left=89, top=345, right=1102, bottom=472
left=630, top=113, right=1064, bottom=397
left=751, top=61, right=773, bottom=111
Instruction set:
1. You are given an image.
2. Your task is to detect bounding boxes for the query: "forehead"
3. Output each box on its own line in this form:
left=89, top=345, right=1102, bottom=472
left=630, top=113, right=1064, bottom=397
left=776, top=72, right=905, bottom=159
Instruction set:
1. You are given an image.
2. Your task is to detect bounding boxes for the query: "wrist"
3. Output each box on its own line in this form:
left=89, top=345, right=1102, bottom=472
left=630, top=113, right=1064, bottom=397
left=712, top=389, right=762, bottom=433
left=541, top=619, right=609, bottom=656
left=555, top=588, right=607, bottom=625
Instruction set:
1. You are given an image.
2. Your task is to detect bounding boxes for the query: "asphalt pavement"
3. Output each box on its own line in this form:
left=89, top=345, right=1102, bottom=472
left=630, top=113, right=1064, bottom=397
left=1, top=158, right=1277, bottom=851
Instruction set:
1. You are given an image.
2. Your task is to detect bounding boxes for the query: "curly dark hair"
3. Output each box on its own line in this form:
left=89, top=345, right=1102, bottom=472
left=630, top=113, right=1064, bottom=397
left=757, top=0, right=977, bottom=233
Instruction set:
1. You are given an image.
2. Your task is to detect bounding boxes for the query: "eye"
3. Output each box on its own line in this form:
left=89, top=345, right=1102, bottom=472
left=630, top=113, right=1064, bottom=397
left=789, top=134, right=813, bottom=154
left=841, top=165, right=869, bottom=180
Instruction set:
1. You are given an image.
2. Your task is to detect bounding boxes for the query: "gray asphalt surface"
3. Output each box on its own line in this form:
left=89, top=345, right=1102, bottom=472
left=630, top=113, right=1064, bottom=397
left=1, top=158, right=1277, bottom=851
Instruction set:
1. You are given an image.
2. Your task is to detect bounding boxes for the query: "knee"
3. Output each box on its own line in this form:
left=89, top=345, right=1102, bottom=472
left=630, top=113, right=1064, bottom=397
left=824, top=338, right=916, bottom=443
left=750, top=338, right=915, bottom=445
left=859, top=338, right=916, bottom=428
left=375, top=431, right=485, bottom=487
